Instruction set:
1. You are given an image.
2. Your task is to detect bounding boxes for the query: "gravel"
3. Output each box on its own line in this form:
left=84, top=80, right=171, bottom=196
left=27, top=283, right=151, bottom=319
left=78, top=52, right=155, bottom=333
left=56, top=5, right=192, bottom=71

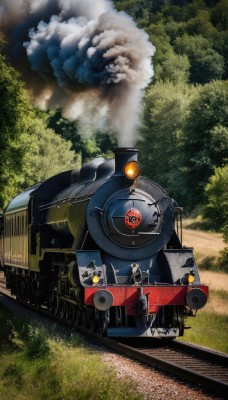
left=101, top=349, right=225, bottom=400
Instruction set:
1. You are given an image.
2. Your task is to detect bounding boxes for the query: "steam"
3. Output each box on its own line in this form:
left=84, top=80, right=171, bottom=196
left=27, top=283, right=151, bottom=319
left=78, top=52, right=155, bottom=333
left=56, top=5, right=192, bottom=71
left=0, top=0, right=155, bottom=146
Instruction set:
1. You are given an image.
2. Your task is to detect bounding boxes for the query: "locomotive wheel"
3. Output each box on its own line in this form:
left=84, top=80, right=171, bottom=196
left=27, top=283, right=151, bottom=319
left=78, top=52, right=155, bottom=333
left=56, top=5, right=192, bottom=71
left=82, top=309, right=88, bottom=328
left=74, top=306, right=81, bottom=327
left=59, top=300, right=66, bottom=320
left=31, top=279, right=39, bottom=307
left=49, top=291, right=59, bottom=315
left=178, top=315, right=184, bottom=336
left=65, top=302, right=69, bottom=321
left=53, top=295, right=59, bottom=315
left=48, top=294, right=54, bottom=313
left=100, top=310, right=109, bottom=336
left=67, top=303, right=76, bottom=324
left=21, top=279, right=29, bottom=304
left=88, top=308, right=97, bottom=332
left=24, top=281, right=30, bottom=304
left=115, top=306, right=122, bottom=326
left=20, top=279, right=26, bottom=303
left=16, top=277, right=22, bottom=302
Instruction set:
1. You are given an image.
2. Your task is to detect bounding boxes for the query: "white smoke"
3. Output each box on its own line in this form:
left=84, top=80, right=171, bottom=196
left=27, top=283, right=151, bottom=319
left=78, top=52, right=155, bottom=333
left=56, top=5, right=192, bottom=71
left=0, top=0, right=155, bottom=146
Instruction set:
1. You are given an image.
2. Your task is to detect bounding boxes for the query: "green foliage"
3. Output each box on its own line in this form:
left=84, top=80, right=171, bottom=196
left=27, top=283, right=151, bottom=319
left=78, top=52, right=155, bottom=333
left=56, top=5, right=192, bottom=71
left=0, top=53, right=33, bottom=209
left=218, top=248, right=228, bottom=273
left=138, top=81, right=195, bottom=203
left=204, top=165, right=228, bottom=232
left=175, top=34, right=224, bottom=83
left=0, top=51, right=80, bottom=211
left=21, top=118, right=81, bottom=188
left=186, top=9, right=217, bottom=37
left=47, top=109, right=117, bottom=163
left=155, top=52, right=190, bottom=83
left=211, top=0, right=228, bottom=31
left=114, top=0, right=227, bottom=83
left=25, top=325, right=50, bottom=359
left=183, top=81, right=228, bottom=208
left=139, top=79, right=227, bottom=211
left=46, top=109, right=84, bottom=154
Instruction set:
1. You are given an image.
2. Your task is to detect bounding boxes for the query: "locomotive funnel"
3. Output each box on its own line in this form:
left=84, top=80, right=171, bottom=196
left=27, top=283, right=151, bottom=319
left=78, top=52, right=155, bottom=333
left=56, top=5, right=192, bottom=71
left=114, top=147, right=139, bottom=175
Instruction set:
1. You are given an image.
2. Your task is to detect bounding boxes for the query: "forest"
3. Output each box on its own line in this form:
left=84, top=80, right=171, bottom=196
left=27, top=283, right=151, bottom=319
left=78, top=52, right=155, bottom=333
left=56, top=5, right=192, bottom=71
left=0, top=0, right=227, bottom=245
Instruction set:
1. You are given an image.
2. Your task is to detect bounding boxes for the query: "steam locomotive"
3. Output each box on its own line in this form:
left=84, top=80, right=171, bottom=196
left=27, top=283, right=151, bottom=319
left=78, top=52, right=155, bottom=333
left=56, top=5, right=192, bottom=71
left=0, top=148, right=208, bottom=337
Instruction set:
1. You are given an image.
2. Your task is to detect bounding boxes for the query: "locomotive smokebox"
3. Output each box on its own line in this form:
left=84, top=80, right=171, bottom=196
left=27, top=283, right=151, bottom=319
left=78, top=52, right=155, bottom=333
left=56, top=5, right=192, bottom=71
left=114, top=147, right=139, bottom=175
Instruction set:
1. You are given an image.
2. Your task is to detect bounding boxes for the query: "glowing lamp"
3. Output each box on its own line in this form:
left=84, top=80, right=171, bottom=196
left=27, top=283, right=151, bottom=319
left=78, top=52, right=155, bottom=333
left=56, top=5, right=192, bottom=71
left=123, top=161, right=141, bottom=180
left=187, top=274, right=195, bottom=284
left=92, top=275, right=100, bottom=284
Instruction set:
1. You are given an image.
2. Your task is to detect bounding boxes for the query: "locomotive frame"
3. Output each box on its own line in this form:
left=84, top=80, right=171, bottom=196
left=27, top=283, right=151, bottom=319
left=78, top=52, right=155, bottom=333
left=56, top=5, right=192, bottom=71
left=0, top=148, right=208, bottom=337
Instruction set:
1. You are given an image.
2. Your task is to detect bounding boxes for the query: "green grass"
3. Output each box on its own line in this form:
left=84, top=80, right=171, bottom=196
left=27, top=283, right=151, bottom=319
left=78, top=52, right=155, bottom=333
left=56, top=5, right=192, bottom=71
left=0, top=303, right=140, bottom=400
left=179, top=311, right=228, bottom=353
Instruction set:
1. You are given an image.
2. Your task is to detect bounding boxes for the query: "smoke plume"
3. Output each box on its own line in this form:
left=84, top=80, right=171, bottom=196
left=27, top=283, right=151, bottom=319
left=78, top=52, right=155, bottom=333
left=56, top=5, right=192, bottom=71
left=0, top=0, right=155, bottom=146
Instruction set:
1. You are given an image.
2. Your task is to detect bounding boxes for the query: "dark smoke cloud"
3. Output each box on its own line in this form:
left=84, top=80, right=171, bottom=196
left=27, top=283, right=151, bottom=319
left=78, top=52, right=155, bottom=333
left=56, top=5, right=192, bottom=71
left=0, top=0, right=155, bottom=146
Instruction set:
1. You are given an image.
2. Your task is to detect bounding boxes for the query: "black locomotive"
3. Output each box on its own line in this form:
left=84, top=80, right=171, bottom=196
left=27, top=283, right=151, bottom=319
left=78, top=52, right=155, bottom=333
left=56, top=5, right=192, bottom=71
left=0, top=148, right=208, bottom=337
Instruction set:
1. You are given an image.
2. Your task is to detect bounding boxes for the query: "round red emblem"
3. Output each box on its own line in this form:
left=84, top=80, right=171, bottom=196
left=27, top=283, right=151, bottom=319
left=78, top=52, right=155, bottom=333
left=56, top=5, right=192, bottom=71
left=125, top=208, right=142, bottom=229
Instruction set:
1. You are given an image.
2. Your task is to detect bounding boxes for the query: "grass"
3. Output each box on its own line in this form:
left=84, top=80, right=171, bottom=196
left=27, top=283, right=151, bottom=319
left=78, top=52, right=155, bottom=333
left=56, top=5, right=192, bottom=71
left=180, top=311, right=228, bottom=353
left=0, top=304, right=140, bottom=400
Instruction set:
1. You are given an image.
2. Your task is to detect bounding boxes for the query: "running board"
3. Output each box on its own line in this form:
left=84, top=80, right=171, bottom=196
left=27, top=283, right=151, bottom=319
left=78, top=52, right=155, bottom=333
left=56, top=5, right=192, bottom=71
left=107, top=327, right=179, bottom=337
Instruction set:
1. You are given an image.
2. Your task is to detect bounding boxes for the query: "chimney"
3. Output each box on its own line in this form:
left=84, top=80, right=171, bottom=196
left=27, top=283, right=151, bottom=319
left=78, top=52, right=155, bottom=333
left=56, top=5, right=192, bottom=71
left=114, top=147, right=139, bottom=175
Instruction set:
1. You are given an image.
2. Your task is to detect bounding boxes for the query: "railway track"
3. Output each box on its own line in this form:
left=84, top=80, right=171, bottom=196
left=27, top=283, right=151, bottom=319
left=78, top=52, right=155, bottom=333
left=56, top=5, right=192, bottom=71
left=0, top=272, right=227, bottom=398
left=107, top=338, right=228, bottom=397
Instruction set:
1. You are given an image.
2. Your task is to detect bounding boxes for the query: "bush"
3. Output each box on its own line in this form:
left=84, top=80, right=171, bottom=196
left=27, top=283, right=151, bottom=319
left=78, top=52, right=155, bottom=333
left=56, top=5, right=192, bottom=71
left=25, top=326, right=50, bottom=359
left=204, top=165, right=228, bottom=232
left=218, top=247, right=228, bottom=274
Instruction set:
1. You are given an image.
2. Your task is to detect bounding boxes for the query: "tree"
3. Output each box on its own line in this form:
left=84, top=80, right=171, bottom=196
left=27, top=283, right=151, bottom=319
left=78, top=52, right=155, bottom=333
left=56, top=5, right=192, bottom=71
left=0, top=51, right=79, bottom=210
left=46, top=109, right=117, bottom=163
left=0, top=52, right=34, bottom=209
left=182, top=81, right=228, bottom=208
left=155, top=51, right=190, bottom=83
left=204, top=165, right=228, bottom=232
left=21, top=118, right=81, bottom=188
left=211, top=0, right=228, bottom=31
left=147, top=21, right=173, bottom=62
left=186, top=9, right=217, bottom=37
left=138, top=81, right=195, bottom=204
left=174, top=34, right=224, bottom=83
